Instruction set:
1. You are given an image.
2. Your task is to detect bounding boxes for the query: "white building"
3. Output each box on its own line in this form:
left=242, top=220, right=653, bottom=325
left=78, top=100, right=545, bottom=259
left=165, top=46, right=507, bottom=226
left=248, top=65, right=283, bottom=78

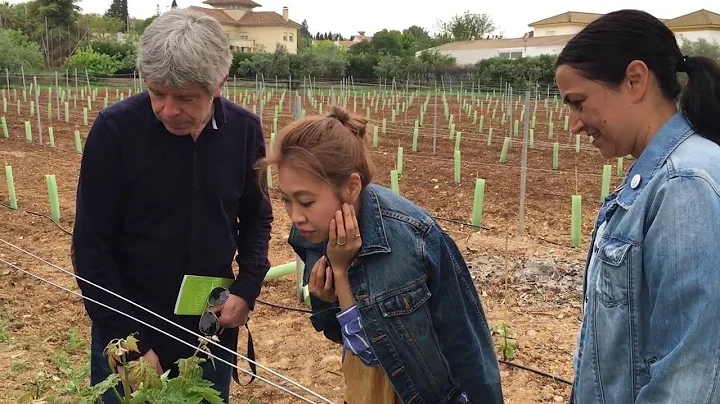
left=420, top=9, right=720, bottom=65
left=666, top=9, right=720, bottom=43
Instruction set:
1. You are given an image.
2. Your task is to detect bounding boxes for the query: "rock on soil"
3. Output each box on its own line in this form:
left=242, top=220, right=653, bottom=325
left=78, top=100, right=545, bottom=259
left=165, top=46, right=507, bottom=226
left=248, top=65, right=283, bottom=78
left=466, top=253, right=585, bottom=301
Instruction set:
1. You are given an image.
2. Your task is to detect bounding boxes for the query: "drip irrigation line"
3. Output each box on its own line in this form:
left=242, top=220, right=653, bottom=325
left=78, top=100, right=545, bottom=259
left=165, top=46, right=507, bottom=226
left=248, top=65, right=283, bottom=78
left=255, top=299, right=312, bottom=314
left=0, top=257, right=327, bottom=403
left=433, top=216, right=488, bottom=230
left=1, top=199, right=485, bottom=299
left=264, top=195, right=485, bottom=232
left=4, top=199, right=485, bottom=252
left=0, top=239, right=331, bottom=403
left=0, top=202, right=73, bottom=235
left=499, top=359, right=573, bottom=385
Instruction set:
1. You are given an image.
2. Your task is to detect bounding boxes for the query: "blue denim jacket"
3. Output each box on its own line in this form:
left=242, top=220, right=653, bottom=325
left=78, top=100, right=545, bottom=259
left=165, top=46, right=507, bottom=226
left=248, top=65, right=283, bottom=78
left=288, top=184, right=503, bottom=404
left=572, top=112, right=720, bottom=403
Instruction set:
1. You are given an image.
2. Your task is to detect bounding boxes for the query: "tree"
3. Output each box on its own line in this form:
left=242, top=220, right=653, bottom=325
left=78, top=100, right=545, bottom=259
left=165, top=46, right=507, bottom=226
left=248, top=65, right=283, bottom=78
left=298, top=19, right=312, bottom=52
left=37, top=0, right=81, bottom=29
left=373, top=54, right=420, bottom=79
left=0, top=0, right=87, bottom=68
left=417, top=50, right=456, bottom=79
left=131, top=16, right=156, bottom=35
left=171, top=0, right=178, bottom=8
left=371, top=29, right=406, bottom=56
left=78, top=13, right=124, bottom=37
left=346, top=51, right=378, bottom=79
left=0, top=29, right=45, bottom=72
left=105, top=0, right=128, bottom=32
left=299, top=19, right=311, bottom=38
left=402, top=25, right=432, bottom=51
left=303, top=41, right=348, bottom=78
left=347, top=41, right=374, bottom=55
left=0, top=2, right=40, bottom=39
left=437, top=11, right=497, bottom=41
left=680, top=38, right=720, bottom=63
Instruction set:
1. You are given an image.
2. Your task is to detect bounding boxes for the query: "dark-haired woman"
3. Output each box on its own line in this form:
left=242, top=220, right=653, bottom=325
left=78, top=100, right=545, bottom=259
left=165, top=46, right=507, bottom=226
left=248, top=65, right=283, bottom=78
left=555, top=9, right=720, bottom=404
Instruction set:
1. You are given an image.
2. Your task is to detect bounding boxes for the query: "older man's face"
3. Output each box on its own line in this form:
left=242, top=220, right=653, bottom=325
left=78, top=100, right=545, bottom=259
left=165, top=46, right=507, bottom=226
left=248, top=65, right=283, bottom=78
left=145, top=80, right=222, bottom=136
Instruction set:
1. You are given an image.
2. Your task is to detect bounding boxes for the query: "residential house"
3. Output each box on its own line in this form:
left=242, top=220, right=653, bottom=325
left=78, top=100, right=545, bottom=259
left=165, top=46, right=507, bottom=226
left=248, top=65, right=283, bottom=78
left=528, top=11, right=602, bottom=37
left=188, top=0, right=301, bottom=54
left=665, top=9, right=720, bottom=42
left=420, top=9, right=720, bottom=65
left=333, top=31, right=372, bottom=48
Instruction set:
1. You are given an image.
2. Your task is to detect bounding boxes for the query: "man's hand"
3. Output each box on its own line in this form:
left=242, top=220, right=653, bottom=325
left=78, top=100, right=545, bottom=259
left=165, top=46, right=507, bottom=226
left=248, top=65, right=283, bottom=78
left=209, top=294, right=251, bottom=329
left=117, top=349, right=162, bottom=391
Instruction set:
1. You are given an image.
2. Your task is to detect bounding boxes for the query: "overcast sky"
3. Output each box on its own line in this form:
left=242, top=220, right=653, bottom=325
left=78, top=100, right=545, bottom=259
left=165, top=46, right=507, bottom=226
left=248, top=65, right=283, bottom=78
left=8, top=0, right=718, bottom=38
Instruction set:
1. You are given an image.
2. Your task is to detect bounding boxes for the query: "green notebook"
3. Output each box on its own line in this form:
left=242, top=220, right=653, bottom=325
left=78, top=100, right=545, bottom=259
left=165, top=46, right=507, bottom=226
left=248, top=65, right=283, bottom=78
left=174, top=275, right=234, bottom=316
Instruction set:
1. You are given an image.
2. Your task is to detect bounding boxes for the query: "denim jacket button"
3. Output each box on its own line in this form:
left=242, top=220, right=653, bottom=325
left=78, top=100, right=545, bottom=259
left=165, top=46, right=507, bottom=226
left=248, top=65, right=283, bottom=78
left=631, top=174, right=641, bottom=189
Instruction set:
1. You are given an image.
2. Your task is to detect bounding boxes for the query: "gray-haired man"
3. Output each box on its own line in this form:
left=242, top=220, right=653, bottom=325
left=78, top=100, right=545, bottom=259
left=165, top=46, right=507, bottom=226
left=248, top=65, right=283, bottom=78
left=71, top=8, right=273, bottom=402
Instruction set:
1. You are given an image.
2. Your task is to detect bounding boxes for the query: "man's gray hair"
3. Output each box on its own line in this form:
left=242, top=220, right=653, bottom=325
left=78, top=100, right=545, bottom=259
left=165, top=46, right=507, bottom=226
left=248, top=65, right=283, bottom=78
left=138, top=8, right=232, bottom=93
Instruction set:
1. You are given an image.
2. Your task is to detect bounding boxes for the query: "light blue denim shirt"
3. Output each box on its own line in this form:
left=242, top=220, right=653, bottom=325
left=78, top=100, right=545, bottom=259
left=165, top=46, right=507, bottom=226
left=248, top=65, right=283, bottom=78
left=572, top=112, right=720, bottom=403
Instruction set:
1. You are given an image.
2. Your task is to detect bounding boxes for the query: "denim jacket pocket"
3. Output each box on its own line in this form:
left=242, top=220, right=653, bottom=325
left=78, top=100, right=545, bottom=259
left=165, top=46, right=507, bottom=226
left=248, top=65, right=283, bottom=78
left=377, top=279, right=456, bottom=393
left=377, top=278, right=436, bottom=347
left=595, top=237, right=632, bottom=307
left=378, top=279, right=432, bottom=318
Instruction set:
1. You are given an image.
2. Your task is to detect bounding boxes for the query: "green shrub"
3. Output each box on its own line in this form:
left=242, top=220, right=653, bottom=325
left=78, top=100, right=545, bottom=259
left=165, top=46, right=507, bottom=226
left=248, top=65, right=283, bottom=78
left=0, top=29, right=45, bottom=72
left=64, top=46, right=122, bottom=77
left=88, top=40, right=137, bottom=75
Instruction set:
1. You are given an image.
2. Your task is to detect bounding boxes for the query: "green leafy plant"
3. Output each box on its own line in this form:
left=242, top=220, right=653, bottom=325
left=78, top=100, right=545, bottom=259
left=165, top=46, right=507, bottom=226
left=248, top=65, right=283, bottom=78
left=86, top=333, right=224, bottom=403
left=63, top=45, right=122, bottom=77
left=0, top=29, right=45, bottom=72
left=493, top=322, right=518, bottom=361
left=20, top=334, right=227, bottom=404
left=0, top=316, right=12, bottom=343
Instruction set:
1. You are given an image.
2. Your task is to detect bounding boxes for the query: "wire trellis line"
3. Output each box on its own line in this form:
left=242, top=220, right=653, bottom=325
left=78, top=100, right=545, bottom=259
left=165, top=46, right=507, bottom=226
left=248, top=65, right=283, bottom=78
left=0, top=239, right=331, bottom=403
left=0, top=257, right=327, bottom=403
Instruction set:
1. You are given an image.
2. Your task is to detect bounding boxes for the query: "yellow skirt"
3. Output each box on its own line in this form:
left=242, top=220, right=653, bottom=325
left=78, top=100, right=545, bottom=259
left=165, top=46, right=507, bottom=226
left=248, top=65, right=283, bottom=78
left=342, top=352, right=403, bottom=404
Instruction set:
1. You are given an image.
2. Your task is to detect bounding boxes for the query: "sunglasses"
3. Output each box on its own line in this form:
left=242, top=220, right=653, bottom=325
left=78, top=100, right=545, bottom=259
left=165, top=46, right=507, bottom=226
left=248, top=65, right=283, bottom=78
left=199, top=287, right=230, bottom=336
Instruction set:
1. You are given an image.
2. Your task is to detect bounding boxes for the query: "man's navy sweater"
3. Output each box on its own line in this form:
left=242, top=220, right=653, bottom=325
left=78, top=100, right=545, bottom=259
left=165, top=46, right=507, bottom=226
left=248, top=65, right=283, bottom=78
left=71, top=92, right=273, bottom=368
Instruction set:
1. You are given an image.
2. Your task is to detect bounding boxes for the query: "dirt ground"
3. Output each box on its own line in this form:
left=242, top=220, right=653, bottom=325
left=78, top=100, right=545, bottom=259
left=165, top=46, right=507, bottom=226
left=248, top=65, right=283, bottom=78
left=0, top=86, right=624, bottom=403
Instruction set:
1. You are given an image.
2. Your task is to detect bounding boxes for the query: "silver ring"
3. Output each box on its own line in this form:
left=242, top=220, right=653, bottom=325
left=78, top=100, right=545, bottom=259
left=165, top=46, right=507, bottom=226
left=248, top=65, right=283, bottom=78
left=336, top=240, right=347, bottom=246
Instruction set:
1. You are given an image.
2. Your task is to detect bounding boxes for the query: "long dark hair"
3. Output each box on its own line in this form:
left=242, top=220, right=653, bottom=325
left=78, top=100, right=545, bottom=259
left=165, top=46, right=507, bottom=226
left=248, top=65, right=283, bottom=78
left=556, top=9, right=720, bottom=144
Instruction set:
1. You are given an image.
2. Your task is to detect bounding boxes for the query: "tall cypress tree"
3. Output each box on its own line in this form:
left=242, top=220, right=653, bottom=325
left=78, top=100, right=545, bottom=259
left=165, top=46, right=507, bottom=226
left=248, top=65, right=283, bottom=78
left=105, top=0, right=129, bottom=32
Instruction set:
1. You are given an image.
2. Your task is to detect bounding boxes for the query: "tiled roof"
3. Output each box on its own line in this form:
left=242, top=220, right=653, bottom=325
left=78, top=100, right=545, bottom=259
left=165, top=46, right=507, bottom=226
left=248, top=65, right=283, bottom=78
left=528, top=12, right=602, bottom=27
left=428, top=34, right=575, bottom=52
left=664, top=9, right=720, bottom=28
left=238, top=11, right=300, bottom=27
left=187, top=6, right=300, bottom=28
left=528, top=9, right=720, bottom=29
left=202, top=0, right=261, bottom=7
left=187, top=6, right=239, bottom=26
left=336, top=40, right=356, bottom=48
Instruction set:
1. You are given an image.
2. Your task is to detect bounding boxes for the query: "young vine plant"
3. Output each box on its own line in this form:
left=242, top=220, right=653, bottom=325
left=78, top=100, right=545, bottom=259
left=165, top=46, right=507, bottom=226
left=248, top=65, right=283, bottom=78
left=19, top=333, right=244, bottom=404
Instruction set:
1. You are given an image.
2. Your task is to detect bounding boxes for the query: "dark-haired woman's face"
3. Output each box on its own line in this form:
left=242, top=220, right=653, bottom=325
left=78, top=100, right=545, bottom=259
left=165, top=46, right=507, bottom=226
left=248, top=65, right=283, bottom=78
left=555, top=65, right=636, bottom=159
